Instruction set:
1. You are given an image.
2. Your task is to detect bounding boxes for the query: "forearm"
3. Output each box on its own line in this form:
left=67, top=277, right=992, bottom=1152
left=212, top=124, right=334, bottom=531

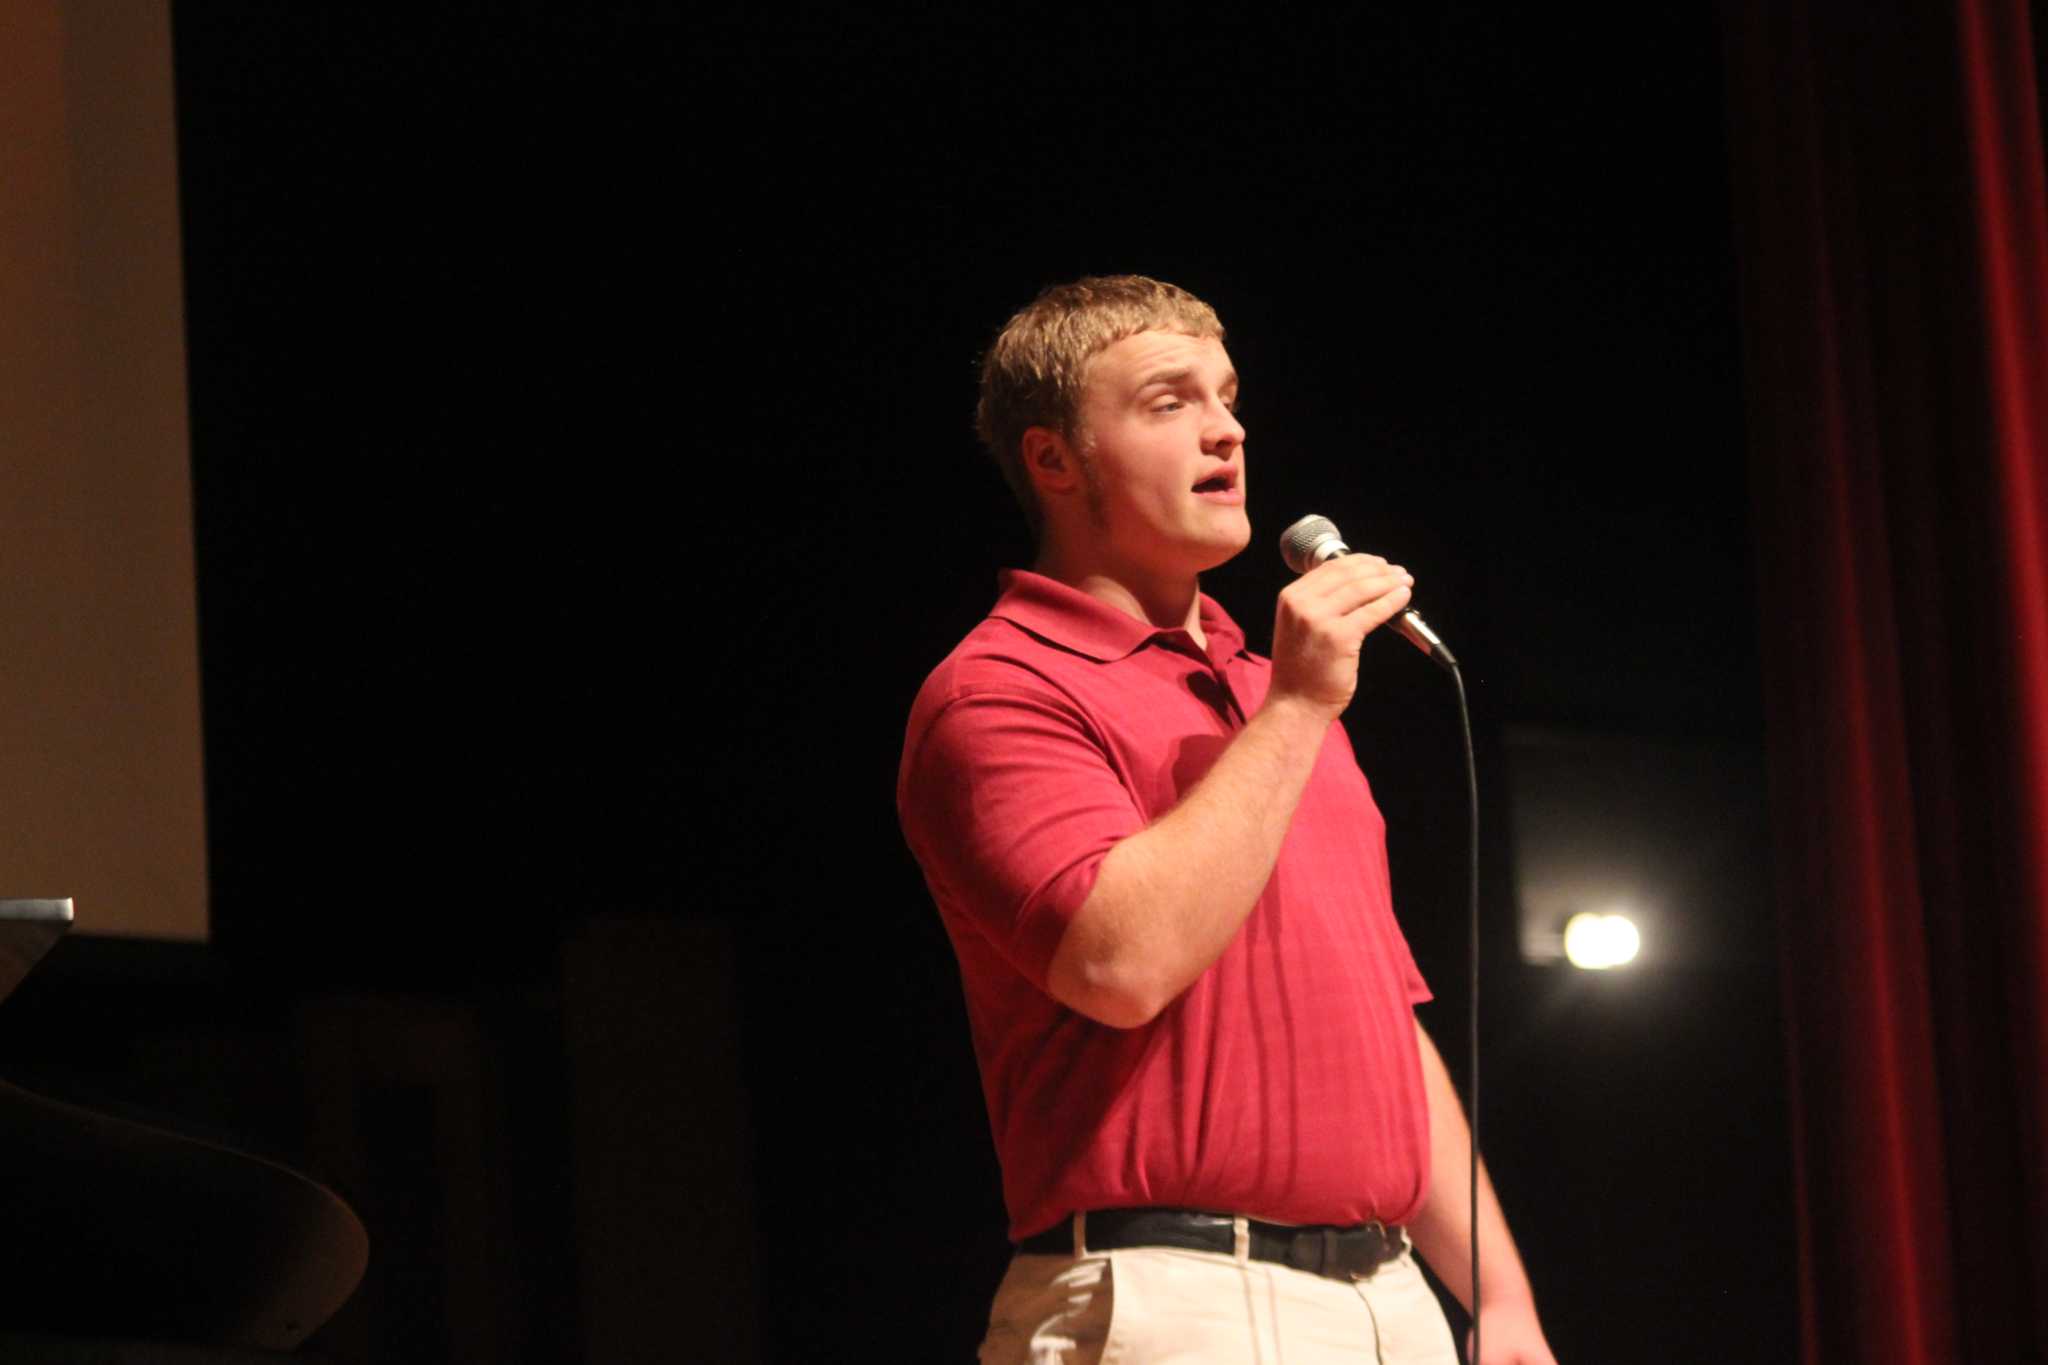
left=1408, top=1141, right=1537, bottom=1319
left=1407, top=1023, right=1547, bottom=1332
left=1046, top=552, right=1416, bottom=1027
left=1046, top=690, right=1334, bottom=1025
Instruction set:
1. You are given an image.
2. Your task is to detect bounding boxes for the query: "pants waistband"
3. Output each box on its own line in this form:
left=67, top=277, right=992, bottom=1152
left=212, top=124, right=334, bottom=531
left=1016, top=1207, right=1409, bottom=1283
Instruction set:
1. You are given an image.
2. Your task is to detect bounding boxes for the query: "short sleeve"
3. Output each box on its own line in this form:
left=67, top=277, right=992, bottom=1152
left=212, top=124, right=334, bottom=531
left=1402, top=950, right=1432, bottom=1005
left=899, top=687, right=1144, bottom=989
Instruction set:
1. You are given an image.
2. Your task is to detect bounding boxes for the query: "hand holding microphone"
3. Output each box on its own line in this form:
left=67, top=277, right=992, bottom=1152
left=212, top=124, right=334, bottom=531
left=1264, top=528, right=1415, bottom=718
left=1269, top=515, right=1466, bottom=703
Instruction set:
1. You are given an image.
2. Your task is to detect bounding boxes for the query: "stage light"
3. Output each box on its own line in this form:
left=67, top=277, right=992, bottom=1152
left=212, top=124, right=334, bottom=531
left=1563, top=912, right=1641, bottom=970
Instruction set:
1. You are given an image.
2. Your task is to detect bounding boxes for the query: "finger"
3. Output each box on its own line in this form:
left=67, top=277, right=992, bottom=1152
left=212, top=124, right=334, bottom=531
left=1315, top=559, right=1414, bottom=608
left=1286, top=573, right=1417, bottom=626
left=1344, top=581, right=1415, bottom=633
left=1295, top=553, right=1391, bottom=600
left=1359, top=585, right=1409, bottom=634
left=1308, top=567, right=1414, bottom=619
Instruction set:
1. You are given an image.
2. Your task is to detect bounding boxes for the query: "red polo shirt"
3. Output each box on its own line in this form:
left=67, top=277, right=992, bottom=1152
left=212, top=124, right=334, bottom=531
left=897, top=570, right=1433, bottom=1240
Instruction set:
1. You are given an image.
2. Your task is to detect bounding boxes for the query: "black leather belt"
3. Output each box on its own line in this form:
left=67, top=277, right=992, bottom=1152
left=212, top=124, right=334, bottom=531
left=1016, top=1207, right=1408, bottom=1283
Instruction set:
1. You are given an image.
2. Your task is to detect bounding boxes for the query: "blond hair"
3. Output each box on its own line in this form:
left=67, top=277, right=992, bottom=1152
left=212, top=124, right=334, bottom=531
left=975, top=275, right=1225, bottom=534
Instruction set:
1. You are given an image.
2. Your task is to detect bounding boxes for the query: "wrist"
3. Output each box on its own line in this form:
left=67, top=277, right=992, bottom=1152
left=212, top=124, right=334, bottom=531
left=1474, top=1289, right=1543, bottom=1324
left=1256, top=688, right=1342, bottom=731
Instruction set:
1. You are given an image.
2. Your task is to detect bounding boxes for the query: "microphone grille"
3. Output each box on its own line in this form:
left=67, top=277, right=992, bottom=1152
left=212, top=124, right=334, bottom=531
left=1279, top=514, right=1345, bottom=573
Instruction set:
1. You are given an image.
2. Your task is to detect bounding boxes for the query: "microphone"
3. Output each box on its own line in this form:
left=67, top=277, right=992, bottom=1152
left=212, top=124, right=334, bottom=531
left=1279, top=514, right=1459, bottom=671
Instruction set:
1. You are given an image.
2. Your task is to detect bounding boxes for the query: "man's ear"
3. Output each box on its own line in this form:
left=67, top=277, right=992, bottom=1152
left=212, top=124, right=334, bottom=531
left=1020, top=425, right=1086, bottom=502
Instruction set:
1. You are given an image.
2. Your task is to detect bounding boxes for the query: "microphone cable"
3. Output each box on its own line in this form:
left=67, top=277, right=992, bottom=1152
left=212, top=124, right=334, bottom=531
left=1450, top=659, right=1480, bottom=1365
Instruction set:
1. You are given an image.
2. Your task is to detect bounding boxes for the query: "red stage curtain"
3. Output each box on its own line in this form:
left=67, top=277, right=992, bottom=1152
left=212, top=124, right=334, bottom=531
left=1723, top=1, right=2048, bottom=1359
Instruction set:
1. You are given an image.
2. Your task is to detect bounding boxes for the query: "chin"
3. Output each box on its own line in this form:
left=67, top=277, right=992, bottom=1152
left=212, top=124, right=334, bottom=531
left=1193, top=522, right=1252, bottom=571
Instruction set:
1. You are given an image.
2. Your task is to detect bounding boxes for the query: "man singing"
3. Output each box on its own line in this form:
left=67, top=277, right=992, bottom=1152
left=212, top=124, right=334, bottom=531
left=897, top=275, right=1555, bottom=1363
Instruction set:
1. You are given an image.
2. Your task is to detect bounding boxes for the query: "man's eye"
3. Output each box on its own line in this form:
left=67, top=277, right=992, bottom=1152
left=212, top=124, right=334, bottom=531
left=1153, top=400, right=1185, bottom=413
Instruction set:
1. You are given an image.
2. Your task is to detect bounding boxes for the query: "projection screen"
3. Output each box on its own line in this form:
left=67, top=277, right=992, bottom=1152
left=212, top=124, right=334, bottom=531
left=0, top=0, right=208, bottom=941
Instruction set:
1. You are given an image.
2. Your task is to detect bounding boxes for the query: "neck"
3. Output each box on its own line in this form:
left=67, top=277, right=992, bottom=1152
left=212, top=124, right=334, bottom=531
left=1033, top=537, right=1207, bottom=648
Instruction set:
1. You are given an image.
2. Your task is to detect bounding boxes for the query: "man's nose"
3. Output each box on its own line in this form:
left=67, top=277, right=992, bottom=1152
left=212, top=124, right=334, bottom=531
left=1204, top=400, right=1245, bottom=448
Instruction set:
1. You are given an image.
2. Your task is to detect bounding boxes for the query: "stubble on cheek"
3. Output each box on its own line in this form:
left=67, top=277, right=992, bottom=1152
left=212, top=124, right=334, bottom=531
left=1075, top=428, right=1108, bottom=532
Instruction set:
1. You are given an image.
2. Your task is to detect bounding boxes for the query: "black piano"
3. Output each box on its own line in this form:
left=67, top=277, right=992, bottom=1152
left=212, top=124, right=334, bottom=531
left=0, top=900, right=367, bottom=1361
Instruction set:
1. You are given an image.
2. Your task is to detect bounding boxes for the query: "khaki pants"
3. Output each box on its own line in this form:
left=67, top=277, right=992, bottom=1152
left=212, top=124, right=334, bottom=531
left=978, top=1217, right=1459, bottom=1364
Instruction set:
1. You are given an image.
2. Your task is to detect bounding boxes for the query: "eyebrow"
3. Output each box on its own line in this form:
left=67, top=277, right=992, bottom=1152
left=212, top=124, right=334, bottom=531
left=1134, top=367, right=1240, bottom=394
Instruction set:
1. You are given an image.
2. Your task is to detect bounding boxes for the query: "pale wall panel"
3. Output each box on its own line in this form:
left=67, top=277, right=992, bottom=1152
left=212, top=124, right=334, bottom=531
left=0, top=0, right=208, bottom=940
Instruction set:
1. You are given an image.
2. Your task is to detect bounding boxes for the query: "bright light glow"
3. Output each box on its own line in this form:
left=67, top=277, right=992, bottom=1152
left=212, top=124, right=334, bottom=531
left=1563, top=912, right=1641, bottom=970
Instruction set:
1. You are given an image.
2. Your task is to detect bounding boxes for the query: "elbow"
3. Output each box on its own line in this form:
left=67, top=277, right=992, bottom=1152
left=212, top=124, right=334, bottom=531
left=1046, top=887, right=1180, bottom=1028
left=1055, top=957, right=1174, bottom=1029
left=1082, top=981, right=1168, bottom=1030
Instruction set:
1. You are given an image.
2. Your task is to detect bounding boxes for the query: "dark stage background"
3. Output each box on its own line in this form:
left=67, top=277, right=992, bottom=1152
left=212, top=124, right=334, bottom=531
left=0, top=6, right=1796, bottom=1361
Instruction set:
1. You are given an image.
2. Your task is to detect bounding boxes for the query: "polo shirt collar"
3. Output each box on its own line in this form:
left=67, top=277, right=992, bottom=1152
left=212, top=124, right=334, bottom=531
left=992, top=569, right=1248, bottom=664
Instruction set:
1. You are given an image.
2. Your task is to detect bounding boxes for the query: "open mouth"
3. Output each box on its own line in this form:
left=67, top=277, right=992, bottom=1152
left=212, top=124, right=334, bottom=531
left=1193, top=472, right=1235, bottom=494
